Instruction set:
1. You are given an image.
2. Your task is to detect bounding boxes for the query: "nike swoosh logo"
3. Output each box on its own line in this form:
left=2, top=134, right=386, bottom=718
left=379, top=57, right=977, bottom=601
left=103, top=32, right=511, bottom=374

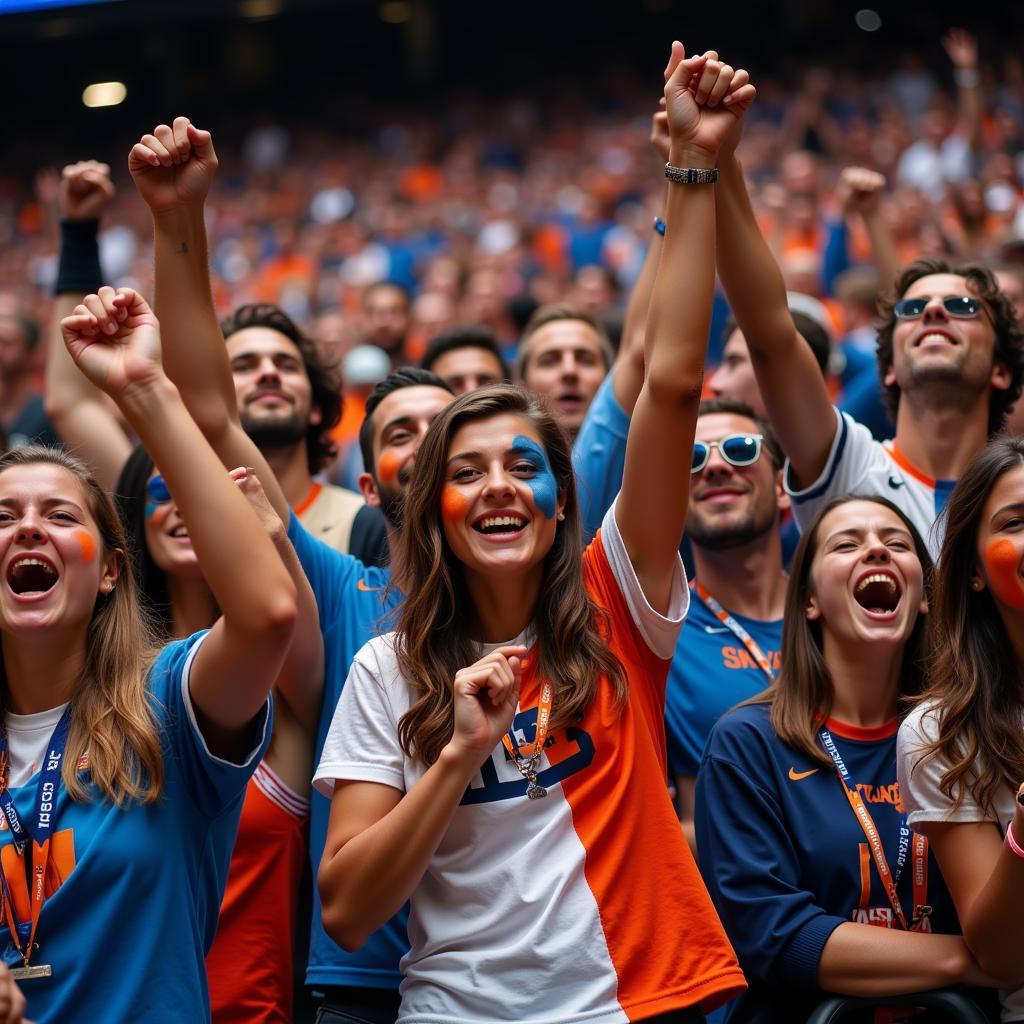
left=888, top=475, right=905, bottom=490
left=356, top=579, right=383, bottom=592
left=703, top=625, right=730, bottom=634
left=788, top=767, right=819, bottom=781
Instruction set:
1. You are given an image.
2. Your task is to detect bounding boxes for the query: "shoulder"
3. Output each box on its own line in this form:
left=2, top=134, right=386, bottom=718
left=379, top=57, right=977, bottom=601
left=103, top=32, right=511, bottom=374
left=147, top=631, right=208, bottom=700
left=705, top=701, right=776, bottom=761
left=897, top=700, right=943, bottom=759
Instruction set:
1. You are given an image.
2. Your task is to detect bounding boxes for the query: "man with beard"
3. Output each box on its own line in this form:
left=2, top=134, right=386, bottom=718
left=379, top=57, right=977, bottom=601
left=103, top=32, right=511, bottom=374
left=669, top=398, right=788, bottom=853
left=222, top=304, right=377, bottom=559
left=715, top=109, right=1024, bottom=558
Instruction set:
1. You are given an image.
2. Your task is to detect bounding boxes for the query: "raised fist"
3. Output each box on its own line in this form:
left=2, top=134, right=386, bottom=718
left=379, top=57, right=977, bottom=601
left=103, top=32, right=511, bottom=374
left=942, top=28, right=978, bottom=71
left=129, top=116, right=218, bottom=215
left=448, top=646, right=526, bottom=768
left=61, top=286, right=164, bottom=398
left=663, top=42, right=756, bottom=165
left=59, top=161, right=114, bottom=221
left=837, top=166, right=886, bottom=218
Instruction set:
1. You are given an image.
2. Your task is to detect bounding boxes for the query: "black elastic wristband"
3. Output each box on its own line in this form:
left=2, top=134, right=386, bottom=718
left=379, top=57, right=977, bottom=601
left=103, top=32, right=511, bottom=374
left=54, top=219, right=103, bottom=296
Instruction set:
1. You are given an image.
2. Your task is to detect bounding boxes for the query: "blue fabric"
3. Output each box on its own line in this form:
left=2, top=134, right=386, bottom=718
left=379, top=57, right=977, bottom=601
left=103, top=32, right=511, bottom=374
left=572, top=370, right=630, bottom=542
left=666, top=595, right=781, bottom=779
left=2, top=632, right=271, bottom=1023
left=821, top=218, right=850, bottom=296
left=836, top=344, right=891, bottom=443
left=287, top=514, right=407, bottom=990
left=695, top=703, right=958, bottom=1024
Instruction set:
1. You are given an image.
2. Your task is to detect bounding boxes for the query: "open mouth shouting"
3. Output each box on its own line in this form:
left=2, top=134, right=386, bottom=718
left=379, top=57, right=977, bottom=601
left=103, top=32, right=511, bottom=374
left=852, top=569, right=903, bottom=619
left=6, top=554, right=59, bottom=598
left=472, top=510, right=529, bottom=542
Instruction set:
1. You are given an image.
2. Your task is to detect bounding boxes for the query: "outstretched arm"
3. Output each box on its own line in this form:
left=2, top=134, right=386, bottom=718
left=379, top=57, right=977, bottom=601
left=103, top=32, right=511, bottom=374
left=43, top=162, right=133, bottom=491
left=618, top=45, right=756, bottom=612
left=62, top=287, right=296, bottom=758
left=943, top=29, right=983, bottom=154
left=129, top=118, right=291, bottom=524
left=837, top=167, right=899, bottom=289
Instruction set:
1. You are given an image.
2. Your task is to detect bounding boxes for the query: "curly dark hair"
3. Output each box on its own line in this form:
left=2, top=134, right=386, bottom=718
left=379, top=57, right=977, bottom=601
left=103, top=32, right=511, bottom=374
left=875, top=258, right=1024, bottom=436
left=220, top=304, right=342, bottom=474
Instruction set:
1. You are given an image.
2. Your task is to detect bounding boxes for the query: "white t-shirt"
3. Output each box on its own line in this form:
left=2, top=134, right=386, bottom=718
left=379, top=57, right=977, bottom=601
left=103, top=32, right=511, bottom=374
left=6, top=703, right=70, bottom=789
left=314, top=502, right=746, bottom=1024
left=898, top=702, right=1024, bottom=1021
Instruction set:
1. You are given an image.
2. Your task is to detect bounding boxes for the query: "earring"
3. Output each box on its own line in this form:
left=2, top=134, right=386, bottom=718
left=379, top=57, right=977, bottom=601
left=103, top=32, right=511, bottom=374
left=556, top=511, right=565, bottom=521
left=971, top=580, right=983, bottom=591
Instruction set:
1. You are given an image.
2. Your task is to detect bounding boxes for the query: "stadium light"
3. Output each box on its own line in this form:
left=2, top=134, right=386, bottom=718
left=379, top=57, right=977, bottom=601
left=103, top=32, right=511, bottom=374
left=855, top=9, right=882, bottom=31
left=82, top=81, right=127, bottom=108
left=240, top=0, right=282, bottom=18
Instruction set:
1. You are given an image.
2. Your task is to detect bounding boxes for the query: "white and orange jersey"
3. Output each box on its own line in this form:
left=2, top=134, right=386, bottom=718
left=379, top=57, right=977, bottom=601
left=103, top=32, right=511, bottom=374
left=315, top=503, right=745, bottom=1024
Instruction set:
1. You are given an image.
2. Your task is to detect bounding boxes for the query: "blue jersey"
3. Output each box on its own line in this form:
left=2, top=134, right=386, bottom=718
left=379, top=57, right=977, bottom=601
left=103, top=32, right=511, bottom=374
left=666, top=591, right=781, bottom=778
left=0, top=632, right=271, bottom=1023
left=696, top=703, right=958, bottom=1024
left=287, top=514, right=407, bottom=990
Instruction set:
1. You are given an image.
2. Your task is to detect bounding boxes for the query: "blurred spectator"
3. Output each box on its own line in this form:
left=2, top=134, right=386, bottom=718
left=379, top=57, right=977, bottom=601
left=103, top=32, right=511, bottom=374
left=421, top=326, right=509, bottom=396
left=0, top=306, right=58, bottom=449
left=362, top=281, right=411, bottom=367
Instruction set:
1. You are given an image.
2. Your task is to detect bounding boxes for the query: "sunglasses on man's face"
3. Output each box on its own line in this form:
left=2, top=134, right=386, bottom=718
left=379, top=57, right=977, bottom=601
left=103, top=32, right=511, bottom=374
left=691, top=434, right=764, bottom=474
left=893, top=295, right=986, bottom=320
left=146, top=475, right=172, bottom=504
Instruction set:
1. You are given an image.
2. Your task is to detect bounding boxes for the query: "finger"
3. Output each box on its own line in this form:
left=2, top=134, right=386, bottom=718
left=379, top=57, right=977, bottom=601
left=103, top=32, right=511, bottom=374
left=491, top=645, right=530, bottom=661
left=172, top=116, right=192, bottom=160
left=722, top=69, right=751, bottom=104
left=186, top=122, right=216, bottom=161
left=724, top=83, right=757, bottom=114
left=82, top=292, right=116, bottom=333
left=152, top=124, right=179, bottom=164
left=706, top=64, right=734, bottom=107
left=663, top=39, right=686, bottom=82
left=96, top=284, right=122, bottom=321
left=693, top=59, right=723, bottom=104
left=61, top=312, right=101, bottom=338
left=140, top=133, right=173, bottom=167
left=129, top=142, right=162, bottom=171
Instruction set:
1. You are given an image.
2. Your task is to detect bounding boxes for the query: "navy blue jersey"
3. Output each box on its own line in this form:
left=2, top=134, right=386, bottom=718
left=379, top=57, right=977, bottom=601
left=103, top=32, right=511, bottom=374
left=696, top=702, right=958, bottom=1024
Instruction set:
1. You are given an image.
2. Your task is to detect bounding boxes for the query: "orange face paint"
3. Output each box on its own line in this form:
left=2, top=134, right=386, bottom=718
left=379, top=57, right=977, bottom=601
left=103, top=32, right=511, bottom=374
left=376, top=451, right=401, bottom=487
left=76, top=531, right=96, bottom=565
left=983, top=537, right=1024, bottom=609
left=441, top=486, right=469, bottom=522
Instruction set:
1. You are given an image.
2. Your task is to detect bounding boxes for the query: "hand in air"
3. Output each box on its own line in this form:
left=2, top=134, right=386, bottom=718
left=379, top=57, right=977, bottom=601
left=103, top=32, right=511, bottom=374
left=230, top=466, right=285, bottom=544
left=838, top=166, right=886, bottom=218
left=663, top=42, right=756, bottom=164
left=650, top=105, right=671, bottom=164
left=59, top=161, right=115, bottom=221
left=942, top=28, right=978, bottom=71
left=60, top=287, right=164, bottom=398
left=448, top=646, right=526, bottom=769
left=129, top=116, right=218, bottom=214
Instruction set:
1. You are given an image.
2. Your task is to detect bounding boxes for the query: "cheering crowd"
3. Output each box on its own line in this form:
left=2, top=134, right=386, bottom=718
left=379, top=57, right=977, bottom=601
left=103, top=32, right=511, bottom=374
left=0, top=23, right=1021, bottom=1024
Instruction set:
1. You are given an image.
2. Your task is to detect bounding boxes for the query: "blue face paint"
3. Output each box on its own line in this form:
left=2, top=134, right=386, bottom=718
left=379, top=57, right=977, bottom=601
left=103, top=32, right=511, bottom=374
left=512, top=435, right=557, bottom=519
left=144, top=501, right=158, bottom=519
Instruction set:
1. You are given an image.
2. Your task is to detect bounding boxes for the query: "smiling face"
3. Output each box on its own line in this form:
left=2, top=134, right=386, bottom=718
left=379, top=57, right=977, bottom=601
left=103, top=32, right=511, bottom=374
left=227, top=327, right=317, bottom=450
left=0, top=463, right=118, bottom=635
left=441, top=413, right=564, bottom=582
left=142, top=472, right=201, bottom=580
left=805, top=500, right=927, bottom=650
left=974, top=464, right=1024, bottom=616
left=686, top=412, right=785, bottom=551
left=886, top=273, right=1008, bottom=406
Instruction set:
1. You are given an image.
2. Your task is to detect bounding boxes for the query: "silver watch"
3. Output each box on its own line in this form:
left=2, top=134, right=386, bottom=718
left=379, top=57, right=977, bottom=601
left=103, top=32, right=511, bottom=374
left=664, top=163, right=719, bottom=185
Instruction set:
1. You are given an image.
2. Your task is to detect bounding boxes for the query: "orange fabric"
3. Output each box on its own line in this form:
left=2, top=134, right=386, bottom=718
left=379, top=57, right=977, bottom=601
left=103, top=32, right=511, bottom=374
left=513, top=531, right=746, bottom=1018
left=207, top=774, right=307, bottom=1024
left=0, top=829, right=75, bottom=921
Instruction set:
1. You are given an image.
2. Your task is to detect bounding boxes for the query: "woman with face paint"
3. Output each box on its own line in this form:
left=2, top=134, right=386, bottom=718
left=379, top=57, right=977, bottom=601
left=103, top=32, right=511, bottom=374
left=695, top=494, right=1001, bottom=1023
left=0, top=286, right=298, bottom=1023
left=898, top=435, right=1024, bottom=1020
left=314, top=46, right=754, bottom=1024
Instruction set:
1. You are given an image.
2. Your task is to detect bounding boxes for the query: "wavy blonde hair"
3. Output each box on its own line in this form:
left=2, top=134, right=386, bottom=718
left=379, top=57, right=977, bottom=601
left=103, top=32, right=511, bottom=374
left=393, top=385, right=626, bottom=767
left=0, top=447, right=163, bottom=805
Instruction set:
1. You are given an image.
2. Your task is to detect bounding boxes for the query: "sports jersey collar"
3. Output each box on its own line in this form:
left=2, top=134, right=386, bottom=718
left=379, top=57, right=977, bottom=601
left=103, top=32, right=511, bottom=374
left=885, top=442, right=957, bottom=489
left=823, top=715, right=900, bottom=741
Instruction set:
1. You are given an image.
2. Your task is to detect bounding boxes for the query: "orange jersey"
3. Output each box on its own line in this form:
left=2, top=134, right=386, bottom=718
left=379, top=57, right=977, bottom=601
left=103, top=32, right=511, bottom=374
left=207, top=761, right=309, bottom=1024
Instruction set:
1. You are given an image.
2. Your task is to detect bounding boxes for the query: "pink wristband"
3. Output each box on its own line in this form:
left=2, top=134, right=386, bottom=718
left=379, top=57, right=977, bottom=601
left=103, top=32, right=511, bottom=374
left=1007, top=821, right=1024, bottom=859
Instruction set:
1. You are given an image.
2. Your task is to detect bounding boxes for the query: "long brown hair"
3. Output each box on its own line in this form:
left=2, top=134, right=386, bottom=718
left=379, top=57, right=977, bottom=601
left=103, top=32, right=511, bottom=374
left=756, top=494, right=933, bottom=767
left=912, top=436, right=1024, bottom=813
left=0, top=447, right=164, bottom=805
left=394, top=385, right=625, bottom=766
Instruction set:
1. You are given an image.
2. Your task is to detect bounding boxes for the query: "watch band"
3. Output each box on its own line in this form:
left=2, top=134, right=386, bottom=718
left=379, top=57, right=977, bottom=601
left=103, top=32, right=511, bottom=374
left=664, top=163, right=719, bottom=185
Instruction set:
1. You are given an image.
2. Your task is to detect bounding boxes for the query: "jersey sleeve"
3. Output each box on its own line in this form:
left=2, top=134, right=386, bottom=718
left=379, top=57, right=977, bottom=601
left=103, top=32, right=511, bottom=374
left=592, top=497, right=688, bottom=661
left=150, top=632, right=272, bottom=819
left=288, top=510, right=361, bottom=632
left=695, top=713, right=846, bottom=989
left=313, top=638, right=407, bottom=797
left=897, top=704, right=996, bottom=825
left=784, top=408, right=889, bottom=535
left=572, top=370, right=631, bottom=542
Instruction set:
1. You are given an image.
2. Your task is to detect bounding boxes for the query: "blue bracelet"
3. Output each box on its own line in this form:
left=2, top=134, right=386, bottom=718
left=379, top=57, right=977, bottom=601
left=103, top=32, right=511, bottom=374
left=653, top=216, right=666, bottom=237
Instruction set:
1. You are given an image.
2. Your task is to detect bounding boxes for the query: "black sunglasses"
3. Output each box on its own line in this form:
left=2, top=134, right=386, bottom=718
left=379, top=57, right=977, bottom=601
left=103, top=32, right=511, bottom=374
left=894, top=295, right=986, bottom=320
left=691, top=434, right=764, bottom=473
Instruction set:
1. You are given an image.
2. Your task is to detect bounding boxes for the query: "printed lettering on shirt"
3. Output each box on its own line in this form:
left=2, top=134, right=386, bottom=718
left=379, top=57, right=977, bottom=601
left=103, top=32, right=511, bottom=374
left=855, top=781, right=905, bottom=812
left=721, top=647, right=782, bottom=672
left=851, top=906, right=933, bottom=932
left=460, top=706, right=594, bottom=805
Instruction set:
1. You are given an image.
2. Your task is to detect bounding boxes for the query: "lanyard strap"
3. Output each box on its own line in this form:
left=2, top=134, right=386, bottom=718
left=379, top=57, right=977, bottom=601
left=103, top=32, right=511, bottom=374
left=0, top=705, right=72, bottom=966
left=819, top=726, right=915, bottom=931
left=695, top=582, right=777, bottom=682
left=502, top=679, right=553, bottom=764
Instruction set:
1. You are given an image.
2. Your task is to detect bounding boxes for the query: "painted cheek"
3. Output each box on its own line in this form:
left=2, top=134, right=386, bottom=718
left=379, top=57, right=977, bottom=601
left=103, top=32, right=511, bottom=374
left=75, top=531, right=96, bottom=565
left=513, top=435, right=557, bottom=519
left=441, top=487, right=469, bottom=522
left=984, top=538, right=1024, bottom=609
left=377, top=451, right=401, bottom=487
left=144, top=501, right=158, bottom=520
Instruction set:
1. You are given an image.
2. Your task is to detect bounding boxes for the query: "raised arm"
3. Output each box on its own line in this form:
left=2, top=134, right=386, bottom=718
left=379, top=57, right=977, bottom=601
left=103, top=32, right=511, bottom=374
left=617, top=44, right=755, bottom=612
left=837, top=167, right=900, bottom=289
left=129, top=118, right=291, bottom=525
left=942, top=29, right=983, bottom=154
left=61, top=287, right=296, bottom=758
left=715, top=124, right=837, bottom=490
left=43, top=162, right=133, bottom=491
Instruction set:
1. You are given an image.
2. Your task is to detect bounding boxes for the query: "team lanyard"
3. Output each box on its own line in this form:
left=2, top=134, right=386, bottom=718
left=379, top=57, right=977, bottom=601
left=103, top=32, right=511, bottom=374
left=501, top=678, right=553, bottom=801
left=694, top=582, right=777, bottom=683
left=0, top=704, right=72, bottom=977
left=818, top=726, right=930, bottom=931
